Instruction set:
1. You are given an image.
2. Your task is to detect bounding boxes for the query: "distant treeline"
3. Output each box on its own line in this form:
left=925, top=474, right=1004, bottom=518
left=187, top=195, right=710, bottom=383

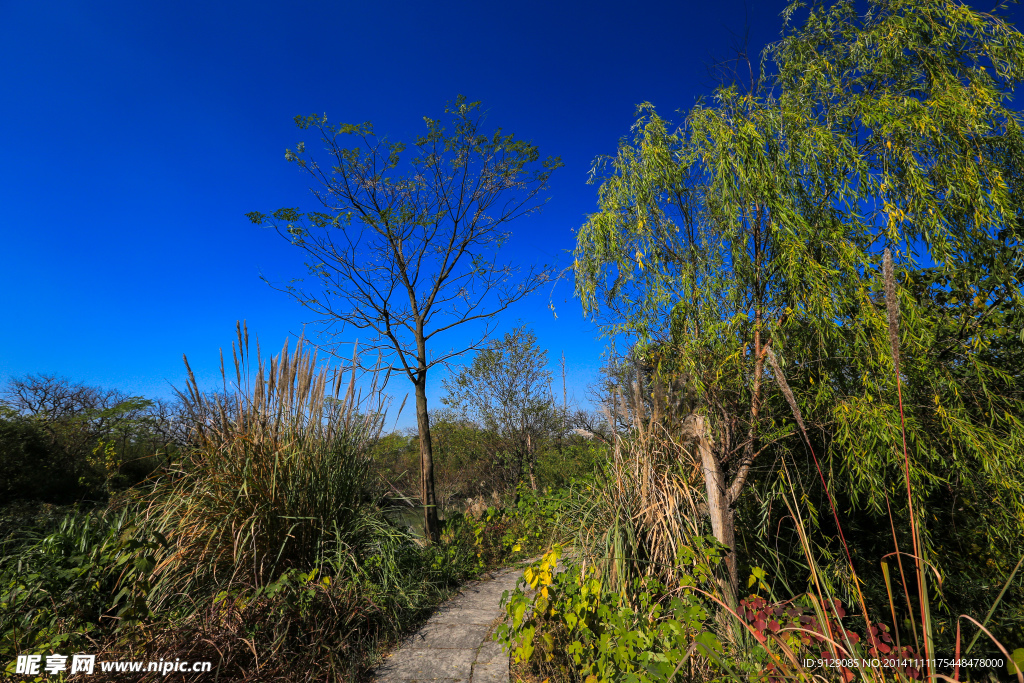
left=0, top=374, right=187, bottom=505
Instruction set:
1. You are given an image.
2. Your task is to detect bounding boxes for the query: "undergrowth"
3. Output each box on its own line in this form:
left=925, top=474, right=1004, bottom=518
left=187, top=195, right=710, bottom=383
left=494, top=418, right=1024, bottom=682
left=0, top=325, right=558, bottom=682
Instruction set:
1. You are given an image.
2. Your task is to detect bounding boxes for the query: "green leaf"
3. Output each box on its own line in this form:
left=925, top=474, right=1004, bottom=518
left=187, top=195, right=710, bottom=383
left=1009, top=648, right=1024, bottom=675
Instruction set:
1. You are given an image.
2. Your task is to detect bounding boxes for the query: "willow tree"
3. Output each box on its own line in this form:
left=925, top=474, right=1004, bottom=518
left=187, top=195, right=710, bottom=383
left=249, top=97, right=560, bottom=542
left=575, top=0, right=1024, bottom=607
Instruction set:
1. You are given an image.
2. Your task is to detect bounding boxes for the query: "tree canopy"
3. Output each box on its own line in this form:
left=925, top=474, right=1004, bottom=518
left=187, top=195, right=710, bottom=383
left=574, top=0, right=1024, bottom=598
left=442, top=326, right=556, bottom=489
left=249, top=97, right=561, bottom=541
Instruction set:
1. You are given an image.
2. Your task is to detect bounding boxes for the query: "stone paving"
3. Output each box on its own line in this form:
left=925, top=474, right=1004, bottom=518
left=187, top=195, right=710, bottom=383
left=374, top=567, right=522, bottom=683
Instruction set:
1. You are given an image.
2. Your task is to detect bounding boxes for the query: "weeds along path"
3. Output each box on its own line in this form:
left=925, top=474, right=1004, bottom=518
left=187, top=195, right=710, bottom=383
left=374, top=566, right=522, bottom=683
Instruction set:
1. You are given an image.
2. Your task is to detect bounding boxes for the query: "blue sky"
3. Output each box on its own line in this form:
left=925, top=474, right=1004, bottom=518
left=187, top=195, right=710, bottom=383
left=3, top=0, right=1014, bottom=429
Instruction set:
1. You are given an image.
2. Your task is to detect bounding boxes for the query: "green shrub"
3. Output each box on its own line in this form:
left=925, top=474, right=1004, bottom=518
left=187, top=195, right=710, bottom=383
left=535, top=441, right=604, bottom=491
left=496, top=546, right=727, bottom=683
left=0, top=504, right=163, bottom=664
left=504, top=483, right=571, bottom=555
left=0, top=418, right=85, bottom=505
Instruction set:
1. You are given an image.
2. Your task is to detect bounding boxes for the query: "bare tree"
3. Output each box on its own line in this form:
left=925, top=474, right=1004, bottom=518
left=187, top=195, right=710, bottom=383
left=248, top=97, right=561, bottom=542
left=2, top=374, right=151, bottom=452
left=1, top=374, right=184, bottom=501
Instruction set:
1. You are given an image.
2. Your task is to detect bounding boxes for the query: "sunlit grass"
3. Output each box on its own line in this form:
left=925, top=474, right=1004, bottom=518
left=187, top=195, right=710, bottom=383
left=143, top=323, right=396, bottom=609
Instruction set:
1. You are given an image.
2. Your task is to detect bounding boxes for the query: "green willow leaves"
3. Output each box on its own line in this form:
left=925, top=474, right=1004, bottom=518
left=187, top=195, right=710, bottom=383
left=574, top=0, right=1024, bottom=575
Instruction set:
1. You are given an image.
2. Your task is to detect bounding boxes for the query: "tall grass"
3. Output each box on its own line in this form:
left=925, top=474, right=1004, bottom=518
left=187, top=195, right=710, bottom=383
left=144, top=322, right=399, bottom=609
left=504, top=419, right=1023, bottom=681
left=559, top=395, right=708, bottom=596
left=85, top=324, right=484, bottom=681
left=2, top=324, right=544, bottom=681
left=501, top=272, right=1023, bottom=682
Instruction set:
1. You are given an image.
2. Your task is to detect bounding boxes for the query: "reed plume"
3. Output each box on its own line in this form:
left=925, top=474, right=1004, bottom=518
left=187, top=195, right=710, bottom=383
left=883, top=248, right=902, bottom=376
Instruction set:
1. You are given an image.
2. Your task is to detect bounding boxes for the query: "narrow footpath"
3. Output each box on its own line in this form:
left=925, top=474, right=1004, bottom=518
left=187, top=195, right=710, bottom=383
left=374, top=567, right=522, bottom=683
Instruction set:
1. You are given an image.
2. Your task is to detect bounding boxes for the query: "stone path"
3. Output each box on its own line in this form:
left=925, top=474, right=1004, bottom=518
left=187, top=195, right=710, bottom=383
left=374, top=567, right=522, bottom=683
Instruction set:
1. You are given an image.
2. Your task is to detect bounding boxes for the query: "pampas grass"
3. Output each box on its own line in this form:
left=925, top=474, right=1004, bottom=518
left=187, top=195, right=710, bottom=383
left=144, top=322, right=399, bottom=611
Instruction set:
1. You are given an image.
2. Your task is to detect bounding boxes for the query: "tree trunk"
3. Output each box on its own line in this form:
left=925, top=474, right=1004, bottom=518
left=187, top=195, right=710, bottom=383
left=414, top=379, right=440, bottom=544
left=693, top=415, right=738, bottom=607
left=527, top=433, right=537, bottom=491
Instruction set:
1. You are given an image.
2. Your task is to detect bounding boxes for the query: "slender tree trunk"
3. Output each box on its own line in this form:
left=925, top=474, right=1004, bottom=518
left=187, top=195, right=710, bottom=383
left=414, top=378, right=440, bottom=543
left=527, top=433, right=537, bottom=491
left=693, top=415, right=737, bottom=606
left=559, top=351, right=567, bottom=458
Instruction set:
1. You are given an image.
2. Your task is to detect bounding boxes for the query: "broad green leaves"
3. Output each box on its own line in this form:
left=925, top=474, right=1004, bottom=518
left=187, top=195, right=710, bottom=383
left=494, top=543, right=725, bottom=682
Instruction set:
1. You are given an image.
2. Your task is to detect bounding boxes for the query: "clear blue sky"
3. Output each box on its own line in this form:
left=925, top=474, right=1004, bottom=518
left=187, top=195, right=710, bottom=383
left=4, top=0, right=1014, bottom=429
